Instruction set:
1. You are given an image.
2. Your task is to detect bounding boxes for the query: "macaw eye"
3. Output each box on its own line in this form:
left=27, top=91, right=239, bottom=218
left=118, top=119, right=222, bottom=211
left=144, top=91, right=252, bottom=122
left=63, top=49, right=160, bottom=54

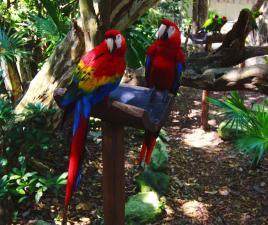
left=167, top=26, right=176, bottom=38
left=115, top=34, right=122, bottom=49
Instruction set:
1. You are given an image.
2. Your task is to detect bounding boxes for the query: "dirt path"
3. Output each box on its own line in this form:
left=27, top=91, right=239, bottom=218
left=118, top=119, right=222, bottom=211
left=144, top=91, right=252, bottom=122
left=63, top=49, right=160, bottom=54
left=155, top=87, right=268, bottom=225
left=19, top=87, right=268, bottom=225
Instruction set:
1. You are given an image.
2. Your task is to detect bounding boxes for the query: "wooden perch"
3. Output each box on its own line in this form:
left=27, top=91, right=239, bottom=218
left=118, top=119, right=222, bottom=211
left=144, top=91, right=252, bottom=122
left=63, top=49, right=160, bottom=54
left=54, top=84, right=174, bottom=132
left=91, top=84, right=174, bottom=132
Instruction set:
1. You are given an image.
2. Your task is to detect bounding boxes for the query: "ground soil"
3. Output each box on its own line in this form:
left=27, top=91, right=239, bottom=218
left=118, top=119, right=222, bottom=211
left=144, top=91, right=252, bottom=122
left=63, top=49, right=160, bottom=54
left=16, top=87, right=268, bottom=225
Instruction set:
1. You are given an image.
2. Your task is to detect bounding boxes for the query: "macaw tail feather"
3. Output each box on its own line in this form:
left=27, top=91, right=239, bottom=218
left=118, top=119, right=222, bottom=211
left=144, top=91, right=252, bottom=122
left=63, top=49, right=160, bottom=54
left=145, top=136, right=157, bottom=164
left=64, top=114, right=89, bottom=209
left=139, top=131, right=158, bottom=165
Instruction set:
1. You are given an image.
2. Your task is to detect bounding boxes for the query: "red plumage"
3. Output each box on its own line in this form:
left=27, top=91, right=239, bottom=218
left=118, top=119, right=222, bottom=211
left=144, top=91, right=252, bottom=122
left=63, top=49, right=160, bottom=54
left=140, top=19, right=185, bottom=165
left=62, top=30, right=126, bottom=222
left=146, top=19, right=185, bottom=92
left=64, top=116, right=88, bottom=209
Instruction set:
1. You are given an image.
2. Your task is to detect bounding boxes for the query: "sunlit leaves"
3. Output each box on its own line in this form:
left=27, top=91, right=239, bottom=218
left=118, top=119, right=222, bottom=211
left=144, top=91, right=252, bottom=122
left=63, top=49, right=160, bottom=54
left=0, top=29, right=29, bottom=62
left=209, top=92, right=268, bottom=167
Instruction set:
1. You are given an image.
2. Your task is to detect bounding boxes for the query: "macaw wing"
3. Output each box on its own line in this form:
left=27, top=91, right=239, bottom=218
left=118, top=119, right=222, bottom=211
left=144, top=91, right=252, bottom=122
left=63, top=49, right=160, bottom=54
left=145, top=55, right=152, bottom=85
left=171, top=62, right=184, bottom=95
left=59, top=61, right=94, bottom=108
left=91, top=76, right=122, bottom=105
left=202, top=18, right=212, bottom=29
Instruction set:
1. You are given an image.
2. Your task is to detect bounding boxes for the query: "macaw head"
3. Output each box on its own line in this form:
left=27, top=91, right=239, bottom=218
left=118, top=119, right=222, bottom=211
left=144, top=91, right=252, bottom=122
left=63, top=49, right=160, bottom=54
left=156, top=19, right=181, bottom=46
left=104, top=30, right=126, bottom=55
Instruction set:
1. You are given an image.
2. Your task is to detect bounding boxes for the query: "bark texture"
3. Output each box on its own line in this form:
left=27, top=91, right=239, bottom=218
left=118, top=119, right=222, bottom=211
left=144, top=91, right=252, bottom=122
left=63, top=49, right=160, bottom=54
left=192, top=0, right=208, bottom=33
left=182, top=65, right=268, bottom=95
left=16, top=22, right=85, bottom=113
left=1, top=59, right=23, bottom=102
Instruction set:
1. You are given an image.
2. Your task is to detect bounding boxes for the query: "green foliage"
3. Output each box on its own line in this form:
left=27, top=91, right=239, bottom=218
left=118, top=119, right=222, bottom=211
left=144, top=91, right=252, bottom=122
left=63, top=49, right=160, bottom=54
left=125, top=9, right=165, bottom=69
left=0, top=28, right=29, bottom=62
left=209, top=92, right=268, bottom=167
left=0, top=169, right=67, bottom=203
left=158, top=0, right=192, bottom=32
left=208, top=9, right=219, bottom=18
left=217, top=120, right=245, bottom=140
left=125, top=191, right=163, bottom=225
left=0, top=98, right=66, bottom=204
left=0, top=0, right=76, bottom=73
left=149, top=138, right=169, bottom=171
left=136, top=167, right=170, bottom=195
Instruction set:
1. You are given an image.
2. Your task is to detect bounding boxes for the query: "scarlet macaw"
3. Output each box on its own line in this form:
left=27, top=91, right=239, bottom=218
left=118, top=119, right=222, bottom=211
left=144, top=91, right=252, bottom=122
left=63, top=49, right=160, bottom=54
left=58, top=30, right=126, bottom=211
left=139, top=19, right=185, bottom=165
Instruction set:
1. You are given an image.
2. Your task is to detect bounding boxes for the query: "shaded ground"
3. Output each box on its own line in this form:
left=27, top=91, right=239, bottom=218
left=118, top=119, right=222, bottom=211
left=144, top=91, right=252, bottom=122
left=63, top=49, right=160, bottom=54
left=16, top=87, right=268, bottom=225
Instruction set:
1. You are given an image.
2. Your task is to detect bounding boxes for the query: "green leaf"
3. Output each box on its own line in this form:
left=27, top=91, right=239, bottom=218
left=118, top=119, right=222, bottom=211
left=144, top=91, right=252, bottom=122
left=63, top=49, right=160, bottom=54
left=9, top=175, right=21, bottom=180
left=35, top=189, right=43, bottom=203
left=18, top=196, right=28, bottom=203
left=16, top=187, right=26, bottom=195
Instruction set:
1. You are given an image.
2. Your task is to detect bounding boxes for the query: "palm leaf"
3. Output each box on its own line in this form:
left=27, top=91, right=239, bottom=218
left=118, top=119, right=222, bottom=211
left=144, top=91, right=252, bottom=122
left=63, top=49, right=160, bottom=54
left=210, top=91, right=268, bottom=166
left=208, top=91, right=251, bottom=130
left=0, top=28, right=29, bottom=61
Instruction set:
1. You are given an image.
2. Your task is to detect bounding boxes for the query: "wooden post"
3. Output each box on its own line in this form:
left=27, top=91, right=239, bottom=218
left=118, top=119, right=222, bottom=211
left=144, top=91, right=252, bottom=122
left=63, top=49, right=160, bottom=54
left=102, top=122, right=125, bottom=225
left=201, top=90, right=209, bottom=131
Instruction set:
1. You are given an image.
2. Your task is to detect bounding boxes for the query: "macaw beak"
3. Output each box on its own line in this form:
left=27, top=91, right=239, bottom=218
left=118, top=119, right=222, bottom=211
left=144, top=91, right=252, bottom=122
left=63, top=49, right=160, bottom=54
left=156, top=24, right=167, bottom=39
left=106, top=38, right=114, bottom=53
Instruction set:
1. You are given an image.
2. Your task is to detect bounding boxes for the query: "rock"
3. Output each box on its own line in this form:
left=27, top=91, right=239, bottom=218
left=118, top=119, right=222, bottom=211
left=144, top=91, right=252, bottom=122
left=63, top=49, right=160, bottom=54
left=219, top=186, right=230, bottom=196
left=76, top=202, right=92, bottom=211
left=125, top=192, right=162, bottom=225
left=79, top=217, right=90, bottom=222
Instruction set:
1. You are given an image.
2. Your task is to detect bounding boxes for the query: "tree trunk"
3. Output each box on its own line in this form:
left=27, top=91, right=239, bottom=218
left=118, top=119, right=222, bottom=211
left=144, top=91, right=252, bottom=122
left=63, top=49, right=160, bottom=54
left=1, top=59, right=23, bottom=102
left=198, top=0, right=208, bottom=26
left=79, top=0, right=98, bottom=51
left=192, top=0, right=208, bottom=33
left=16, top=21, right=85, bottom=113
left=16, top=57, right=34, bottom=87
left=255, top=1, right=268, bottom=46
left=252, top=0, right=265, bottom=11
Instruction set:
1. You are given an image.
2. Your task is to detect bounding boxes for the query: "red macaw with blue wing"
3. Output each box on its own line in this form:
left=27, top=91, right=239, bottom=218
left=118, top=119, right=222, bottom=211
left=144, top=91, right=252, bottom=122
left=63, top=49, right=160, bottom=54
left=58, top=30, right=126, bottom=212
left=139, top=19, right=185, bottom=165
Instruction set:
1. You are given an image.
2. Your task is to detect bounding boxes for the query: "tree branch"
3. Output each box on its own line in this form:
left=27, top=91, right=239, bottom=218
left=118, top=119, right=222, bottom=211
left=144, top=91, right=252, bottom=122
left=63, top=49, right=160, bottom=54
left=111, top=0, right=159, bottom=30
left=243, top=46, right=268, bottom=59
left=252, top=0, right=265, bottom=11
left=181, top=64, right=268, bottom=95
left=79, top=0, right=98, bottom=51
